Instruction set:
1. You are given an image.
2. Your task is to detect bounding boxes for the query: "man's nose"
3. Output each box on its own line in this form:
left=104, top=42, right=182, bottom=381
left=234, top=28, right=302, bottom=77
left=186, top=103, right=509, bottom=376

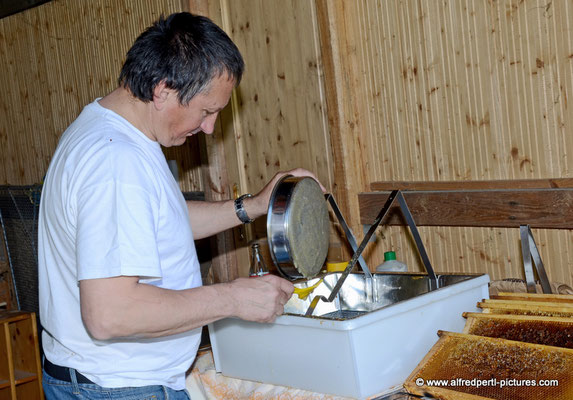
left=200, top=113, right=219, bottom=135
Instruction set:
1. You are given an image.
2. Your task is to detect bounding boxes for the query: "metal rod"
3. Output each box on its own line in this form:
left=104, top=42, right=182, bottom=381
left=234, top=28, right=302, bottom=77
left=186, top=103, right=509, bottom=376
left=519, top=225, right=537, bottom=293
left=325, top=194, right=372, bottom=279
left=527, top=228, right=552, bottom=294
left=396, top=192, right=438, bottom=290
left=520, top=224, right=552, bottom=294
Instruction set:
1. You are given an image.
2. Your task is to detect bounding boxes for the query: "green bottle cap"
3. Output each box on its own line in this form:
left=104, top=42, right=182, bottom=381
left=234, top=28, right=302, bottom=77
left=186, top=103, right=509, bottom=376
left=384, top=251, right=396, bottom=261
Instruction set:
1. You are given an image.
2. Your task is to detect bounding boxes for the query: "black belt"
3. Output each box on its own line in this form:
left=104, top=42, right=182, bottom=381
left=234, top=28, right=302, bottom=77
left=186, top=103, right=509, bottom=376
left=43, top=357, right=95, bottom=384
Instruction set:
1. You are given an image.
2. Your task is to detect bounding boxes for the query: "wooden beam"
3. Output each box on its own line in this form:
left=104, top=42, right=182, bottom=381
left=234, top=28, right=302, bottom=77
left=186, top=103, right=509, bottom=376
left=314, top=0, right=367, bottom=236
left=370, top=178, right=573, bottom=191
left=359, top=184, right=573, bottom=229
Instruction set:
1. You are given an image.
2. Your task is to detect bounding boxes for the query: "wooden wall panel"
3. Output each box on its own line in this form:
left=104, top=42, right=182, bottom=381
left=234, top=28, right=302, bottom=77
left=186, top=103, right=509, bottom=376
left=0, top=0, right=206, bottom=192
left=3, top=0, right=573, bottom=287
left=217, top=0, right=333, bottom=198
left=323, top=0, right=573, bottom=287
left=194, top=0, right=334, bottom=276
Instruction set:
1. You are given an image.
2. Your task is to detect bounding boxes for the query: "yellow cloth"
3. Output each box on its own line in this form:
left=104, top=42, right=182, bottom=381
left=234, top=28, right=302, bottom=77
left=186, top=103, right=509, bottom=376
left=186, top=349, right=353, bottom=400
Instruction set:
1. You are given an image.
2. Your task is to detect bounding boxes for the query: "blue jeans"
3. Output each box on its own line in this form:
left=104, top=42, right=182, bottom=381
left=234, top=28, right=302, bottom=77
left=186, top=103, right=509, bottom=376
left=43, top=370, right=191, bottom=400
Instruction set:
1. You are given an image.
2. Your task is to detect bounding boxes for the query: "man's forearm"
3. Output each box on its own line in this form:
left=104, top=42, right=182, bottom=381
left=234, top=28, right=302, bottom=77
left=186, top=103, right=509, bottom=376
left=186, top=196, right=264, bottom=239
left=80, top=274, right=292, bottom=340
left=80, top=277, right=234, bottom=340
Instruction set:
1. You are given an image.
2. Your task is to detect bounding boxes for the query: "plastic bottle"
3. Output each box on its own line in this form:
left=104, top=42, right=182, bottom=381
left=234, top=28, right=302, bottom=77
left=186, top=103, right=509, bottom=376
left=249, top=243, right=270, bottom=277
left=375, top=251, right=407, bottom=272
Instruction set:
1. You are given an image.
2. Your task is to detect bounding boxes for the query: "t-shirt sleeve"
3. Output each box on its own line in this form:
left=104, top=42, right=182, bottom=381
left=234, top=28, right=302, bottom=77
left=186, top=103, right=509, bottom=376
left=75, top=145, right=163, bottom=281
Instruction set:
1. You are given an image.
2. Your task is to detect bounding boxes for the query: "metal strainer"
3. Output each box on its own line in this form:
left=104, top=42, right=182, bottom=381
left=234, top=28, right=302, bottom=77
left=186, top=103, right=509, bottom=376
left=266, top=175, right=330, bottom=280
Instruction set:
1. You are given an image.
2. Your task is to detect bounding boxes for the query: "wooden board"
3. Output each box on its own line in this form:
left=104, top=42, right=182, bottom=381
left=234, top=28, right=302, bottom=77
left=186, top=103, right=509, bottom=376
left=480, top=299, right=573, bottom=309
left=359, top=187, right=573, bottom=229
left=370, top=179, right=573, bottom=191
left=477, top=301, right=573, bottom=318
left=491, top=292, right=573, bottom=303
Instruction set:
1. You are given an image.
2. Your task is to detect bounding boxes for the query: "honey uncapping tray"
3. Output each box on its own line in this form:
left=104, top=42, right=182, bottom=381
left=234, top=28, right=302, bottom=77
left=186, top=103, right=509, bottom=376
left=462, top=312, right=573, bottom=349
left=404, top=331, right=573, bottom=400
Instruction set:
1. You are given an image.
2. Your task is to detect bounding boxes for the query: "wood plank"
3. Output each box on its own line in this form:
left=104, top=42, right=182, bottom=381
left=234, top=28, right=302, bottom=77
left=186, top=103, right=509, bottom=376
left=491, top=292, right=573, bottom=303
left=13, top=370, right=36, bottom=385
left=370, top=178, right=573, bottom=191
left=477, top=301, right=573, bottom=318
left=0, top=312, right=30, bottom=324
left=0, top=322, right=10, bottom=392
left=2, top=322, right=15, bottom=399
left=480, top=298, right=573, bottom=309
left=358, top=188, right=573, bottom=229
left=314, top=0, right=368, bottom=243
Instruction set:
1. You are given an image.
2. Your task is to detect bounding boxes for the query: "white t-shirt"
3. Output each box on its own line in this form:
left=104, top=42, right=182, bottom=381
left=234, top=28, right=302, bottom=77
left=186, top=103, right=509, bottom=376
left=38, top=99, right=202, bottom=390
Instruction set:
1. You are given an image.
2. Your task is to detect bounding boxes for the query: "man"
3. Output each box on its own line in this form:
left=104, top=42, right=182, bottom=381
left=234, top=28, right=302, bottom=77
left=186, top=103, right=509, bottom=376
left=39, top=12, right=318, bottom=399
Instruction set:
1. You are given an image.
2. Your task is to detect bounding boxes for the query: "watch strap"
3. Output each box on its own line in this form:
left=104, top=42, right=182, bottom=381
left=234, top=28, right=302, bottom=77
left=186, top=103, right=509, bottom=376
left=234, top=193, right=254, bottom=224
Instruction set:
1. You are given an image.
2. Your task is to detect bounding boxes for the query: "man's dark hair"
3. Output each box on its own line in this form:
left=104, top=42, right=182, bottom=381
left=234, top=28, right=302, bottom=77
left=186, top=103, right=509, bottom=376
left=118, top=12, right=244, bottom=105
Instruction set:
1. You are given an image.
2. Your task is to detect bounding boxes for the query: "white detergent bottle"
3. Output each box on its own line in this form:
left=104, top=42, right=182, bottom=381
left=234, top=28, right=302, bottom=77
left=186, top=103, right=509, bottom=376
left=376, top=251, right=407, bottom=272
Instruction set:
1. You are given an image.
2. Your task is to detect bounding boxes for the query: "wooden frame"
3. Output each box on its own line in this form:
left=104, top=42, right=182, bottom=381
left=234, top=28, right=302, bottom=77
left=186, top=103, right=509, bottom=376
left=0, top=311, right=43, bottom=399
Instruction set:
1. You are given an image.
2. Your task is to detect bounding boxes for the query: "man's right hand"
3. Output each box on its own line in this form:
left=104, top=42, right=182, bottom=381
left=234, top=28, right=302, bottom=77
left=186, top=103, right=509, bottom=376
left=228, top=275, right=294, bottom=323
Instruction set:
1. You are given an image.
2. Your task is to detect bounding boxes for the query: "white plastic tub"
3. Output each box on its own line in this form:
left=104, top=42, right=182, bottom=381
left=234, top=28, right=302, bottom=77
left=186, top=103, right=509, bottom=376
left=208, top=273, right=490, bottom=399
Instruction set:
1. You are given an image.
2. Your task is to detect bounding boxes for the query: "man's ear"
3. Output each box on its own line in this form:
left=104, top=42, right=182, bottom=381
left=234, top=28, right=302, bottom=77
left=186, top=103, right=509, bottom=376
left=152, top=81, right=171, bottom=110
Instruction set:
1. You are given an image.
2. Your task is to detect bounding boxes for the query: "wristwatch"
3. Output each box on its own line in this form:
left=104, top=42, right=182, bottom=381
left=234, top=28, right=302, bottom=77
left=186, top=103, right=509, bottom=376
left=234, top=193, right=254, bottom=224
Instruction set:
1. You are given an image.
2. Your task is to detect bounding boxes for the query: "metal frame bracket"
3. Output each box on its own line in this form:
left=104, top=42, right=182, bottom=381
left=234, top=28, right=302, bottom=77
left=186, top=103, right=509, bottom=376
left=519, top=224, right=552, bottom=294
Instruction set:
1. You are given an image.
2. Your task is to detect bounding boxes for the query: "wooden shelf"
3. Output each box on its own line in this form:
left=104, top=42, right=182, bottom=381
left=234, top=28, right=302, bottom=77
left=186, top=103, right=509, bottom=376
left=0, top=311, right=43, bottom=399
left=14, top=370, right=37, bottom=386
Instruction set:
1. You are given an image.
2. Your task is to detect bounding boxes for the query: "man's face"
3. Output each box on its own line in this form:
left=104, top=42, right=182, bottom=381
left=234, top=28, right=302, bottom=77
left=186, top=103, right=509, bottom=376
left=155, top=74, right=235, bottom=147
